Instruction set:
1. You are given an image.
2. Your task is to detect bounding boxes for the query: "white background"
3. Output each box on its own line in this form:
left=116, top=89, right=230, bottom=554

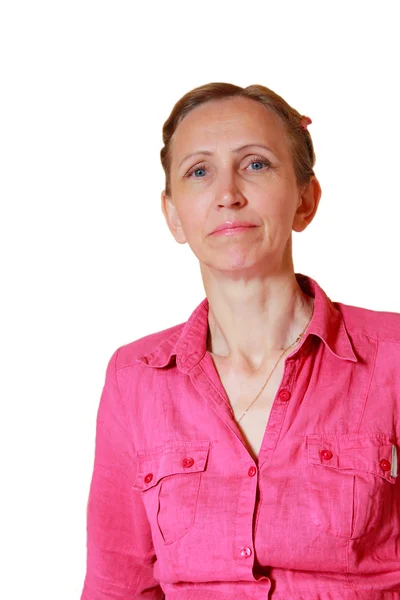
left=1, top=1, right=399, bottom=598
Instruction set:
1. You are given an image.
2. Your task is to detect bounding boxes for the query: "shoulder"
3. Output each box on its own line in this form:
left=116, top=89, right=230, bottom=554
left=336, top=300, right=400, bottom=343
left=110, top=321, right=186, bottom=370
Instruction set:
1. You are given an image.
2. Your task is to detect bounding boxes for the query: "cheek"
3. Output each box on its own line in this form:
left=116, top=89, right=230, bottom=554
left=177, top=204, right=205, bottom=238
left=256, top=196, right=289, bottom=223
left=178, top=193, right=207, bottom=221
left=256, top=182, right=298, bottom=216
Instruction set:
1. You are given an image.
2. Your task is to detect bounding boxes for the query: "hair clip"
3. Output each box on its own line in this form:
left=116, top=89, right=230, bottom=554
left=299, top=116, right=312, bottom=131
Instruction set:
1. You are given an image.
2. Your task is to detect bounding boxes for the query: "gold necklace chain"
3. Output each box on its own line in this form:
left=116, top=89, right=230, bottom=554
left=237, top=298, right=315, bottom=423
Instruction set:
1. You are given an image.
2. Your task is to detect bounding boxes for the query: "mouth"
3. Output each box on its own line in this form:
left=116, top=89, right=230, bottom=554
left=211, top=225, right=258, bottom=236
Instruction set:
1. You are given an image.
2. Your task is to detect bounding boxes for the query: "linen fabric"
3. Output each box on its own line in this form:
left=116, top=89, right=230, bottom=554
left=80, top=273, right=400, bottom=599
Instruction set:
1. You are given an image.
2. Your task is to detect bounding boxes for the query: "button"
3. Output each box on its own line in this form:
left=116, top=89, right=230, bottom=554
left=239, top=546, right=252, bottom=558
left=248, top=466, right=257, bottom=477
left=144, top=473, right=153, bottom=483
left=278, top=390, right=291, bottom=402
left=182, top=457, right=194, bottom=468
left=380, top=459, right=391, bottom=472
left=320, top=449, right=333, bottom=460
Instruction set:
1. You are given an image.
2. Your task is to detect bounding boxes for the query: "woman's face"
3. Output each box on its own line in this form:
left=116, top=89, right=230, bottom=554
left=161, top=96, right=320, bottom=276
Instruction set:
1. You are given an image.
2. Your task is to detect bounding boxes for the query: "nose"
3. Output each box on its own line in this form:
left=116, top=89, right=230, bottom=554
left=216, top=170, right=247, bottom=208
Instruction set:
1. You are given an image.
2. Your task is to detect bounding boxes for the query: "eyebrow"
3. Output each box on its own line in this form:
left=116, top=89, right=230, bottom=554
left=178, top=143, right=275, bottom=168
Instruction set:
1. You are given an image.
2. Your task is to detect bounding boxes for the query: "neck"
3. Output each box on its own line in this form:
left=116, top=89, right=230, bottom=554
left=203, top=269, right=314, bottom=372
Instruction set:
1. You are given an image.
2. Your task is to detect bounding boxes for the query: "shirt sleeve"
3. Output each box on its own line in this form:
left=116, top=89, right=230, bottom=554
left=80, top=349, right=164, bottom=600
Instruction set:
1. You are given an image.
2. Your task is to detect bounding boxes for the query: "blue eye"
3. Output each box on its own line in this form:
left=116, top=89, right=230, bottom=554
left=185, top=156, right=271, bottom=178
left=189, top=164, right=207, bottom=178
left=250, top=160, right=264, bottom=170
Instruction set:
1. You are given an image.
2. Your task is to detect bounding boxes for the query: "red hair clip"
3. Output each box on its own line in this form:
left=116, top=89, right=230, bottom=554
left=299, top=116, right=312, bottom=131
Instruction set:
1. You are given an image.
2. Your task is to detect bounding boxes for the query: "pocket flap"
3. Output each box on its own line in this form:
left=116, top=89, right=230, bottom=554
left=306, top=433, right=397, bottom=483
left=132, top=440, right=211, bottom=490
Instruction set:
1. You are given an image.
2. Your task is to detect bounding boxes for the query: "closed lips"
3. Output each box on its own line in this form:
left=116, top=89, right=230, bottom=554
left=211, top=222, right=257, bottom=233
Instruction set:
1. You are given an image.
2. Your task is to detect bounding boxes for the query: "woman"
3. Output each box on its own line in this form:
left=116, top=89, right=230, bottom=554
left=80, top=82, right=400, bottom=599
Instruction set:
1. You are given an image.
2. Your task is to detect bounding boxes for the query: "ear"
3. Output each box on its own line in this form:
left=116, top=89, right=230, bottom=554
left=161, top=190, right=187, bottom=244
left=292, top=176, right=322, bottom=233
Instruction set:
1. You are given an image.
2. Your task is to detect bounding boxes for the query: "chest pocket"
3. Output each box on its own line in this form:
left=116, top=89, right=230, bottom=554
left=132, top=440, right=210, bottom=545
left=306, top=433, right=397, bottom=540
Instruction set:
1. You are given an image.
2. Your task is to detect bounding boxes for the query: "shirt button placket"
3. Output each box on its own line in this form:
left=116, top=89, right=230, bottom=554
left=237, top=467, right=257, bottom=565
left=278, top=389, right=291, bottom=402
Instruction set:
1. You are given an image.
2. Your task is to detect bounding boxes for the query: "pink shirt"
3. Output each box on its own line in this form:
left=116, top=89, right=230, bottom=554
left=80, top=273, right=400, bottom=599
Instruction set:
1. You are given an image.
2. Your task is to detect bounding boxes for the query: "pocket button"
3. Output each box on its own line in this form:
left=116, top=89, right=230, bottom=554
left=182, top=457, right=194, bottom=468
left=321, top=449, right=333, bottom=460
left=380, top=459, right=391, bottom=472
left=144, top=473, right=153, bottom=483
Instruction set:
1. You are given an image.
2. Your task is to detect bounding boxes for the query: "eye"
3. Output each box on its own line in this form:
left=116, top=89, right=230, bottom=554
left=185, top=162, right=208, bottom=178
left=248, top=156, right=271, bottom=171
left=184, top=156, right=271, bottom=179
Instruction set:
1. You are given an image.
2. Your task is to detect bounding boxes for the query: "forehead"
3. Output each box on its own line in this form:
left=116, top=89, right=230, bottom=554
left=171, top=96, right=290, bottom=165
